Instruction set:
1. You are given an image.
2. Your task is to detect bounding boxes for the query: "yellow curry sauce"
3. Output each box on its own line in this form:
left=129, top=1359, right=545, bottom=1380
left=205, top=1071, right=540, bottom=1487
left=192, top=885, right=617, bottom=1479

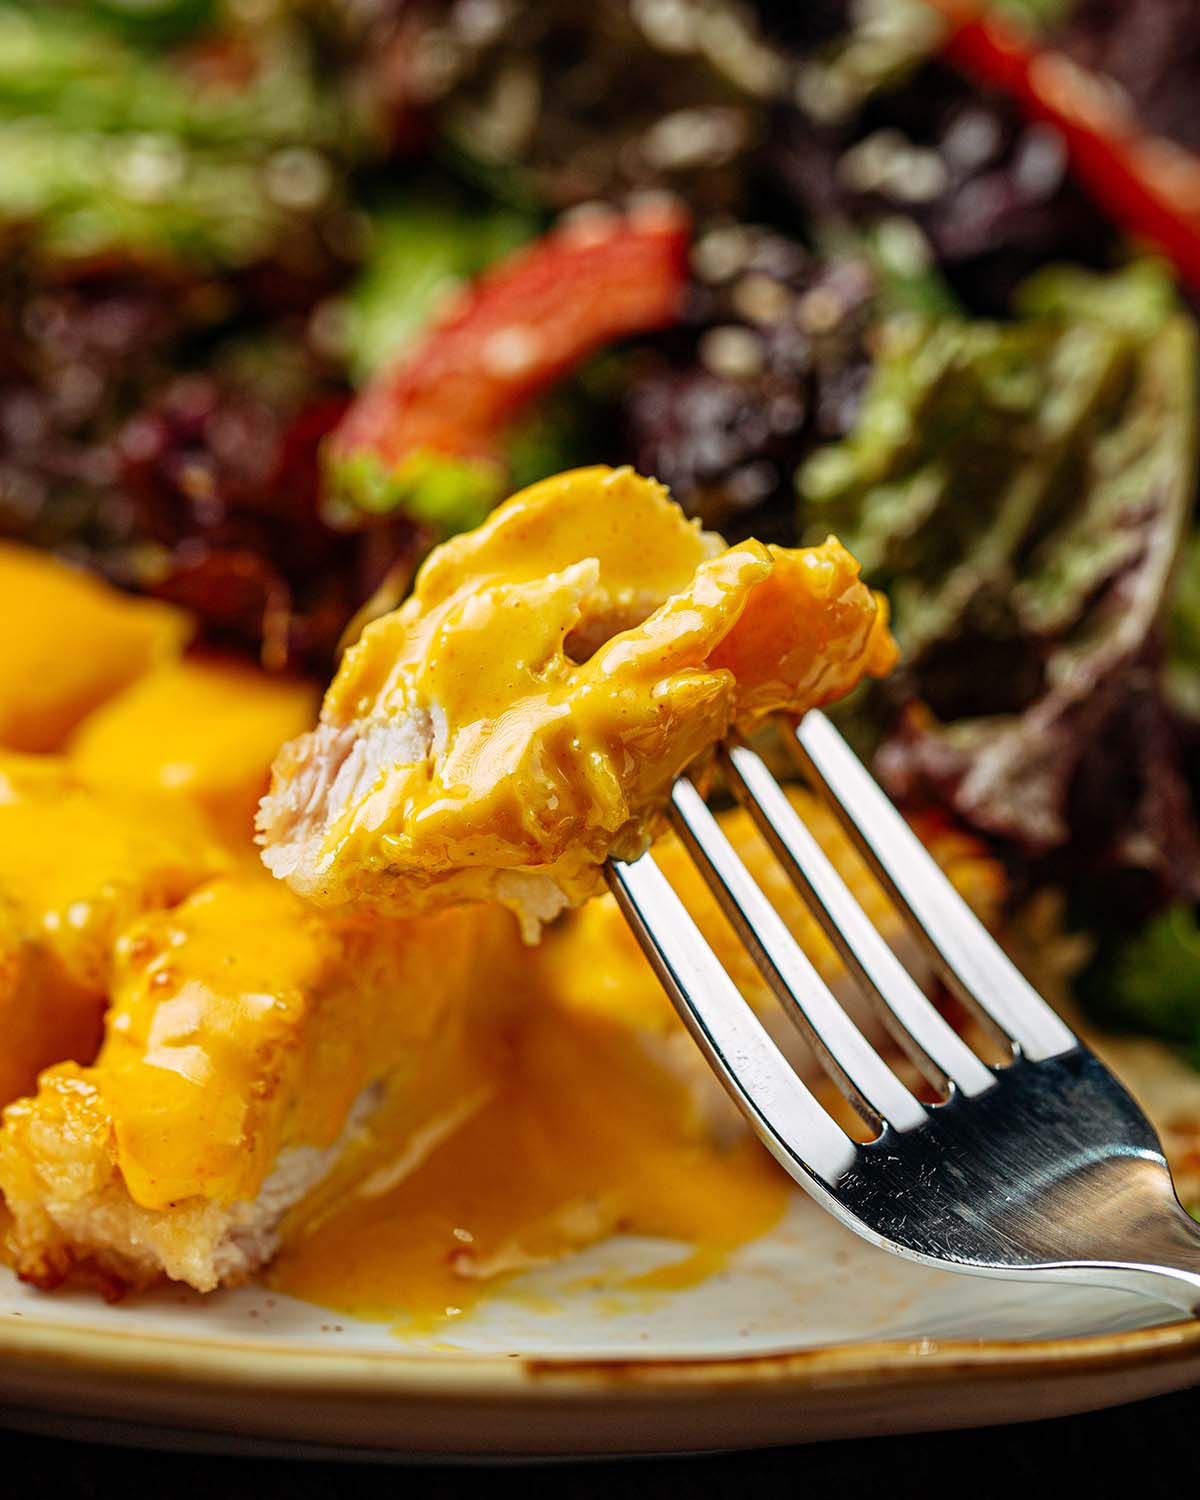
left=269, top=964, right=788, bottom=1330
left=68, top=656, right=319, bottom=849
left=0, top=493, right=908, bottom=1325
left=258, top=467, right=895, bottom=938
left=0, top=541, right=189, bottom=753
left=0, top=755, right=229, bottom=1106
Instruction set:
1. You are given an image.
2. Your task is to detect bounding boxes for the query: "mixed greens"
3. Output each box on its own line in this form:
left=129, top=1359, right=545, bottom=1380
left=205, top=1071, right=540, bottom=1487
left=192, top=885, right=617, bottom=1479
left=2, top=0, right=1199, bottom=1060
left=801, top=262, right=1198, bottom=907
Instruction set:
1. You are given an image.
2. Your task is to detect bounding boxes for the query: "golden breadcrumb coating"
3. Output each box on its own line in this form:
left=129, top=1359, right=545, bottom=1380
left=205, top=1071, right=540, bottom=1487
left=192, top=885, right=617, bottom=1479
left=0, top=876, right=518, bottom=1293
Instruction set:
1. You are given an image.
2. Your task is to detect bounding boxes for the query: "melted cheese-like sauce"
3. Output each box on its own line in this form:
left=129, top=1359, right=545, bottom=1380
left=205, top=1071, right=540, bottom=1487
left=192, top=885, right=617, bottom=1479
left=69, top=656, right=318, bottom=848
left=0, top=758, right=228, bottom=1107
left=258, top=467, right=895, bottom=939
left=94, top=879, right=508, bottom=1211
left=0, top=504, right=880, bottom=1321
left=267, top=798, right=1003, bottom=1329
left=0, top=542, right=188, bottom=753
left=271, top=1000, right=787, bottom=1329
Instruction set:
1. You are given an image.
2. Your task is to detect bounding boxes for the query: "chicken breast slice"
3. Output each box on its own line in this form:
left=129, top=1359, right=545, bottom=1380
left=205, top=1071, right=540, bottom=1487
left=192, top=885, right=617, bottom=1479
left=258, top=466, right=895, bottom=939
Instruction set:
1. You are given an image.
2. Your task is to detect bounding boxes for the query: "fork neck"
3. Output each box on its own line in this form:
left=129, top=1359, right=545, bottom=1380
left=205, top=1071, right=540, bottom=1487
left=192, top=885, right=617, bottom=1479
left=1060, top=1168, right=1200, bottom=1316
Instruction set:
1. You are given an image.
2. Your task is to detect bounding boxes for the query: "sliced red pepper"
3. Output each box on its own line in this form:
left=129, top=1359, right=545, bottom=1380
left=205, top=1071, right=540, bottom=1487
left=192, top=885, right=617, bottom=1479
left=927, top=1, right=1200, bottom=291
left=324, top=201, right=691, bottom=531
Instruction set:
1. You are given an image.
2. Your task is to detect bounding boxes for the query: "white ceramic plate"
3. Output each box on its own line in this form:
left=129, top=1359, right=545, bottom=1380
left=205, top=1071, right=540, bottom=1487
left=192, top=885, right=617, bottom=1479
left=4, top=1181, right=1200, bottom=1459
left=7, top=1014, right=1200, bottom=1457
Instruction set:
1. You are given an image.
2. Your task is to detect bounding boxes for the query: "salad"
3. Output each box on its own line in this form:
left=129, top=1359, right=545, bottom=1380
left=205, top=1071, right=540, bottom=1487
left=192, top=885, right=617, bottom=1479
left=2, top=0, right=1199, bottom=1097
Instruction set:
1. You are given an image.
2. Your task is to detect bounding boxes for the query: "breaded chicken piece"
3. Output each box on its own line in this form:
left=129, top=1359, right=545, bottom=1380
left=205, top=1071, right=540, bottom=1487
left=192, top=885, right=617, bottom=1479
left=0, top=877, right=519, bottom=1294
left=0, top=757, right=229, bottom=1107
left=0, top=542, right=188, bottom=752
left=258, top=467, right=895, bottom=939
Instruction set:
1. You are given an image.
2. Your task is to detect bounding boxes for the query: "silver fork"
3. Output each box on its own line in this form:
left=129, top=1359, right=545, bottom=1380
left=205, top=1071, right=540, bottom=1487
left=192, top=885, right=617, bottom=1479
left=606, top=709, right=1200, bottom=1315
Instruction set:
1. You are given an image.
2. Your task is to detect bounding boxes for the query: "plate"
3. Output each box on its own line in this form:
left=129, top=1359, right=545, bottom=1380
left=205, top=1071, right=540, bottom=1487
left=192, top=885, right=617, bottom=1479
left=4, top=1182, right=1200, bottom=1459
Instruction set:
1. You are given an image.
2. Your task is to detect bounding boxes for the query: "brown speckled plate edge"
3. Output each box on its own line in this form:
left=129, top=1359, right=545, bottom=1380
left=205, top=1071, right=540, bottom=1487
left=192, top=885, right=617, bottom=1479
left=3, top=1309, right=1200, bottom=1455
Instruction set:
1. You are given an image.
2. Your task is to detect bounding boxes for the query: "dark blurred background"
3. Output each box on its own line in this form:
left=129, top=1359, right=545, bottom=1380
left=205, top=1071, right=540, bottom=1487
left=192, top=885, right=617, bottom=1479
left=4, top=1384, right=1196, bottom=1496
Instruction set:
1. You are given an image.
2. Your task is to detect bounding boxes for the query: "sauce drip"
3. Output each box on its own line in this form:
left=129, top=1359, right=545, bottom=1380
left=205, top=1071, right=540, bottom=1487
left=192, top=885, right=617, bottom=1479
left=270, top=1002, right=787, bottom=1330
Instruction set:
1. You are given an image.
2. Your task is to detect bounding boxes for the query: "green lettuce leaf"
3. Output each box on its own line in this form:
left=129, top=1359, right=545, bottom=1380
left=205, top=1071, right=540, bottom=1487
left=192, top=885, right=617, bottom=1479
left=1083, top=906, right=1200, bottom=1068
left=347, top=202, right=536, bottom=383
left=0, top=3, right=355, bottom=268
left=321, top=448, right=502, bottom=537
left=799, top=262, right=1200, bottom=905
left=1167, top=535, right=1200, bottom=719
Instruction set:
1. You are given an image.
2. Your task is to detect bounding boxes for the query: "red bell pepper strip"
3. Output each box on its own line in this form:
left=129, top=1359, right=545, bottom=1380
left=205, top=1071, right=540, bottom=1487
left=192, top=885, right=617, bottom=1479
left=324, top=201, right=691, bottom=531
left=927, top=0, right=1200, bottom=291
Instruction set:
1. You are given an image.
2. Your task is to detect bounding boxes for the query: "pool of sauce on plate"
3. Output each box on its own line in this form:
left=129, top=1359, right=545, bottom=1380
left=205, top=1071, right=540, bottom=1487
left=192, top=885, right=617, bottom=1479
left=269, top=1001, right=788, bottom=1332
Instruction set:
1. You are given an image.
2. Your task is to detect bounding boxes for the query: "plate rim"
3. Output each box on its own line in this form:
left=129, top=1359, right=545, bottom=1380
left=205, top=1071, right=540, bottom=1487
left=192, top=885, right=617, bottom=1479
left=8, top=1306, right=1200, bottom=1457
left=5, top=1303, right=1200, bottom=1398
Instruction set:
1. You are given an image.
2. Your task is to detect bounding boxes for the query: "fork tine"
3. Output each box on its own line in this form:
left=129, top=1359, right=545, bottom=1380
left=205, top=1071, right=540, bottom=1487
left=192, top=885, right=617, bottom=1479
left=605, top=853, right=857, bottom=1189
left=721, top=745, right=995, bottom=1100
left=668, top=779, right=927, bottom=1133
left=792, top=711, right=1077, bottom=1061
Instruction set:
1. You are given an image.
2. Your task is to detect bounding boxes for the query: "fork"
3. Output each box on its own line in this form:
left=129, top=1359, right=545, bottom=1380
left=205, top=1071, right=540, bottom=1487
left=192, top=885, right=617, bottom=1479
left=606, top=709, right=1200, bottom=1315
